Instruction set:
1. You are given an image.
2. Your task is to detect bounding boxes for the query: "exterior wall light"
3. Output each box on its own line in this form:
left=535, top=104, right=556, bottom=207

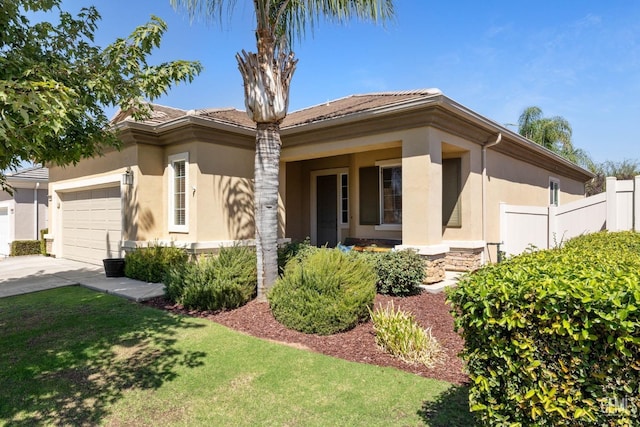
left=122, top=168, right=134, bottom=186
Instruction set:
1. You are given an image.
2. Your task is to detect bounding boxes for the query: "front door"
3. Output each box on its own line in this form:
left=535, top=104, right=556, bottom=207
left=316, top=175, right=337, bottom=247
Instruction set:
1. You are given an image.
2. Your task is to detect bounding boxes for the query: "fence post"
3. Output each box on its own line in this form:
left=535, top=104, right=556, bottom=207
left=634, top=176, right=640, bottom=232
left=606, top=177, right=618, bottom=232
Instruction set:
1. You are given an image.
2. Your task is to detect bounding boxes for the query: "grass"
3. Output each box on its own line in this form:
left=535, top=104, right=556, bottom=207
left=0, top=286, right=473, bottom=426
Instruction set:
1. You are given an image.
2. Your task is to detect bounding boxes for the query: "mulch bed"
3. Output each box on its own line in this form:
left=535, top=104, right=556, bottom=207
left=143, top=291, right=468, bottom=385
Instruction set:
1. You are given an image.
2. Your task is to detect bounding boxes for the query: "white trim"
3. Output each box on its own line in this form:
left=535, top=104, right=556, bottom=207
left=375, top=224, right=402, bottom=231
left=50, top=173, right=124, bottom=259
left=168, top=152, right=189, bottom=233
left=442, top=240, right=486, bottom=250
left=310, top=168, right=349, bottom=245
left=339, top=172, right=349, bottom=226
left=51, top=173, right=121, bottom=192
left=375, top=159, right=402, bottom=167
left=395, top=244, right=450, bottom=256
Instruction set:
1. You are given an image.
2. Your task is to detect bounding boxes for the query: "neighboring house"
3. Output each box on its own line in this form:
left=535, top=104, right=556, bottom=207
left=46, top=89, right=593, bottom=281
left=0, top=166, right=49, bottom=256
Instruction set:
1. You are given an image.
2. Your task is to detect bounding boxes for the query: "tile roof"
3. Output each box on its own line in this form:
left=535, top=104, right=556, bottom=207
left=7, top=165, right=49, bottom=181
left=283, top=89, right=442, bottom=128
left=113, top=89, right=443, bottom=130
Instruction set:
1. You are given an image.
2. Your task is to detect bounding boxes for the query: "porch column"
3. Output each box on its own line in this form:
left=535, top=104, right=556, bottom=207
left=398, top=129, right=448, bottom=283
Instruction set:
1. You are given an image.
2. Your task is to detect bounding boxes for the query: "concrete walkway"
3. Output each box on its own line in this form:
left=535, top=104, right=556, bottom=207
left=0, top=255, right=165, bottom=302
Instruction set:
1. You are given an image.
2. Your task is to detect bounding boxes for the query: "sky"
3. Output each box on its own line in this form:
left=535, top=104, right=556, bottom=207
left=46, top=1, right=640, bottom=164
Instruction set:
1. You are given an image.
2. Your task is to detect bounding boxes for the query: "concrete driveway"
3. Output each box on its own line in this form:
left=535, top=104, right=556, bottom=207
left=0, top=255, right=165, bottom=302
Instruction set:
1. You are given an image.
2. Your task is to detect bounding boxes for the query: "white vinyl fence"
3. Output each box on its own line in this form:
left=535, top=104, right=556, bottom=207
left=500, top=177, right=640, bottom=257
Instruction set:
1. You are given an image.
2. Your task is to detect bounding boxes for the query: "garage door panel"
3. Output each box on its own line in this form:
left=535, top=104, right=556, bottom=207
left=61, top=186, right=122, bottom=265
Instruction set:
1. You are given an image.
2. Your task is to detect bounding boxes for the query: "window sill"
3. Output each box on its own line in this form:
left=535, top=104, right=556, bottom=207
left=374, top=224, right=401, bottom=232
left=168, top=227, right=189, bottom=234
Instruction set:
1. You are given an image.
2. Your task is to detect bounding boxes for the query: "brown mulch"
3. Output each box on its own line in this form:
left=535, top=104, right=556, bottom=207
left=143, top=291, right=468, bottom=385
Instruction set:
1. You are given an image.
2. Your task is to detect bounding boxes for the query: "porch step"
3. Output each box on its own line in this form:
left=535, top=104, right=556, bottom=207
left=420, top=271, right=462, bottom=294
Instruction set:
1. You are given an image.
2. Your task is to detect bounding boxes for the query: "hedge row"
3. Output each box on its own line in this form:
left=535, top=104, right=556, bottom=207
left=10, top=240, right=41, bottom=256
left=448, top=231, right=640, bottom=426
left=124, top=243, right=188, bottom=283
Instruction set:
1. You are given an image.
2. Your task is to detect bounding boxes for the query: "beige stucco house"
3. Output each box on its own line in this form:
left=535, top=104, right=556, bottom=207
left=46, top=89, right=592, bottom=281
left=1, top=166, right=49, bottom=256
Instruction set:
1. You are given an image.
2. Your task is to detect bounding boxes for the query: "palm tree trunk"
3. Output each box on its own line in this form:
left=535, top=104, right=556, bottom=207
left=254, top=122, right=281, bottom=299
left=236, top=43, right=296, bottom=300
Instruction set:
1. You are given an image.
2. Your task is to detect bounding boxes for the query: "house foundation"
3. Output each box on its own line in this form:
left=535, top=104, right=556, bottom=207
left=444, top=247, right=484, bottom=272
left=422, top=253, right=446, bottom=283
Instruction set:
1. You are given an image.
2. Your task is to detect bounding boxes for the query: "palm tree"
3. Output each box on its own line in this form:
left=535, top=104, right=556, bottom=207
left=170, top=0, right=395, bottom=299
left=517, top=106, right=573, bottom=154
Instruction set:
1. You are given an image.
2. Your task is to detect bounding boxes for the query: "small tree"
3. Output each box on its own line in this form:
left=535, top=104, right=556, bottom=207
left=0, top=0, right=202, bottom=190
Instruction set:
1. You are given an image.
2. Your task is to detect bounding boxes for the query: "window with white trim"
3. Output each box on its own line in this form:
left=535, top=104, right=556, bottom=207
left=358, top=160, right=402, bottom=226
left=381, top=165, right=402, bottom=224
left=169, top=152, right=189, bottom=232
left=549, top=178, right=560, bottom=206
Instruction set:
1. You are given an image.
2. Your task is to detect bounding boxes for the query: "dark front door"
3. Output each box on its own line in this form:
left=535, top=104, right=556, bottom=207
left=316, top=175, right=337, bottom=247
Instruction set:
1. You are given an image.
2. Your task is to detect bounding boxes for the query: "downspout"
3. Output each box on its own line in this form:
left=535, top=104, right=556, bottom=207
left=34, top=182, right=40, bottom=240
left=482, top=133, right=502, bottom=262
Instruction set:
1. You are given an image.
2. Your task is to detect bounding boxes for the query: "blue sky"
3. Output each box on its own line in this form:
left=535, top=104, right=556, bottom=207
left=56, top=1, right=640, bottom=163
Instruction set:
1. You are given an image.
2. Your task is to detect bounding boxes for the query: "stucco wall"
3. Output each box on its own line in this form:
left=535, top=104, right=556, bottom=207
left=484, top=149, right=586, bottom=245
left=192, top=141, right=255, bottom=242
left=12, top=187, right=47, bottom=240
left=125, top=144, right=164, bottom=241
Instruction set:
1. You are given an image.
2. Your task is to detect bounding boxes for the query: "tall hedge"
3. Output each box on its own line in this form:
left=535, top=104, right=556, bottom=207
left=448, top=231, right=640, bottom=426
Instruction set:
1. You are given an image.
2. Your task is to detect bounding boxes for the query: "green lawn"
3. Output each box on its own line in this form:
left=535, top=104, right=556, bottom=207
left=0, top=286, right=472, bottom=426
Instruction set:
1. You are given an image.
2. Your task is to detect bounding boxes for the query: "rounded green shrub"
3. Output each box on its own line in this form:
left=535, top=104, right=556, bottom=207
left=447, top=231, right=640, bottom=426
left=124, top=242, right=188, bottom=283
left=165, top=246, right=257, bottom=311
left=374, top=250, right=425, bottom=296
left=277, top=238, right=316, bottom=275
left=268, top=248, right=377, bottom=335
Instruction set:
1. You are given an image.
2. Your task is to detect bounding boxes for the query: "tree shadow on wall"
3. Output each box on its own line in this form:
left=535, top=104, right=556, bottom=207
left=123, top=184, right=156, bottom=242
left=417, top=384, right=477, bottom=427
left=218, top=176, right=255, bottom=241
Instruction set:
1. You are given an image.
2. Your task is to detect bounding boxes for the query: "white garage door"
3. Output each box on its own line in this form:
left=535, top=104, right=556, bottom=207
left=61, top=187, right=122, bottom=265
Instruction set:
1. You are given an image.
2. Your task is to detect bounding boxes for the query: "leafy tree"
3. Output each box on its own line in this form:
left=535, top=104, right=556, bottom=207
left=0, top=0, right=202, bottom=190
left=170, top=0, right=395, bottom=299
left=586, top=159, right=640, bottom=196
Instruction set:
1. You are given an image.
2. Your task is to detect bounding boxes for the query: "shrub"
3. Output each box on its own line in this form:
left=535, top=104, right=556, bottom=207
left=165, top=246, right=256, bottom=311
left=40, top=228, right=48, bottom=255
left=374, top=250, right=425, bottom=296
left=10, top=240, right=41, bottom=256
left=268, top=248, right=376, bottom=335
left=124, top=242, right=188, bottom=283
left=447, top=231, right=640, bottom=426
left=370, top=301, right=442, bottom=367
left=277, top=237, right=316, bottom=274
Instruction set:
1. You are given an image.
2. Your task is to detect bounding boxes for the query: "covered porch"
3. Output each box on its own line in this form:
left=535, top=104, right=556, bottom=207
left=279, top=127, right=486, bottom=283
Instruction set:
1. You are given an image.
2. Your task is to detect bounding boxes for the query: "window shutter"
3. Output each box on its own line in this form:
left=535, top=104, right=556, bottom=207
left=359, top=166, right=380, bottom=225
left=442, top=158, right=462, bottom=227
